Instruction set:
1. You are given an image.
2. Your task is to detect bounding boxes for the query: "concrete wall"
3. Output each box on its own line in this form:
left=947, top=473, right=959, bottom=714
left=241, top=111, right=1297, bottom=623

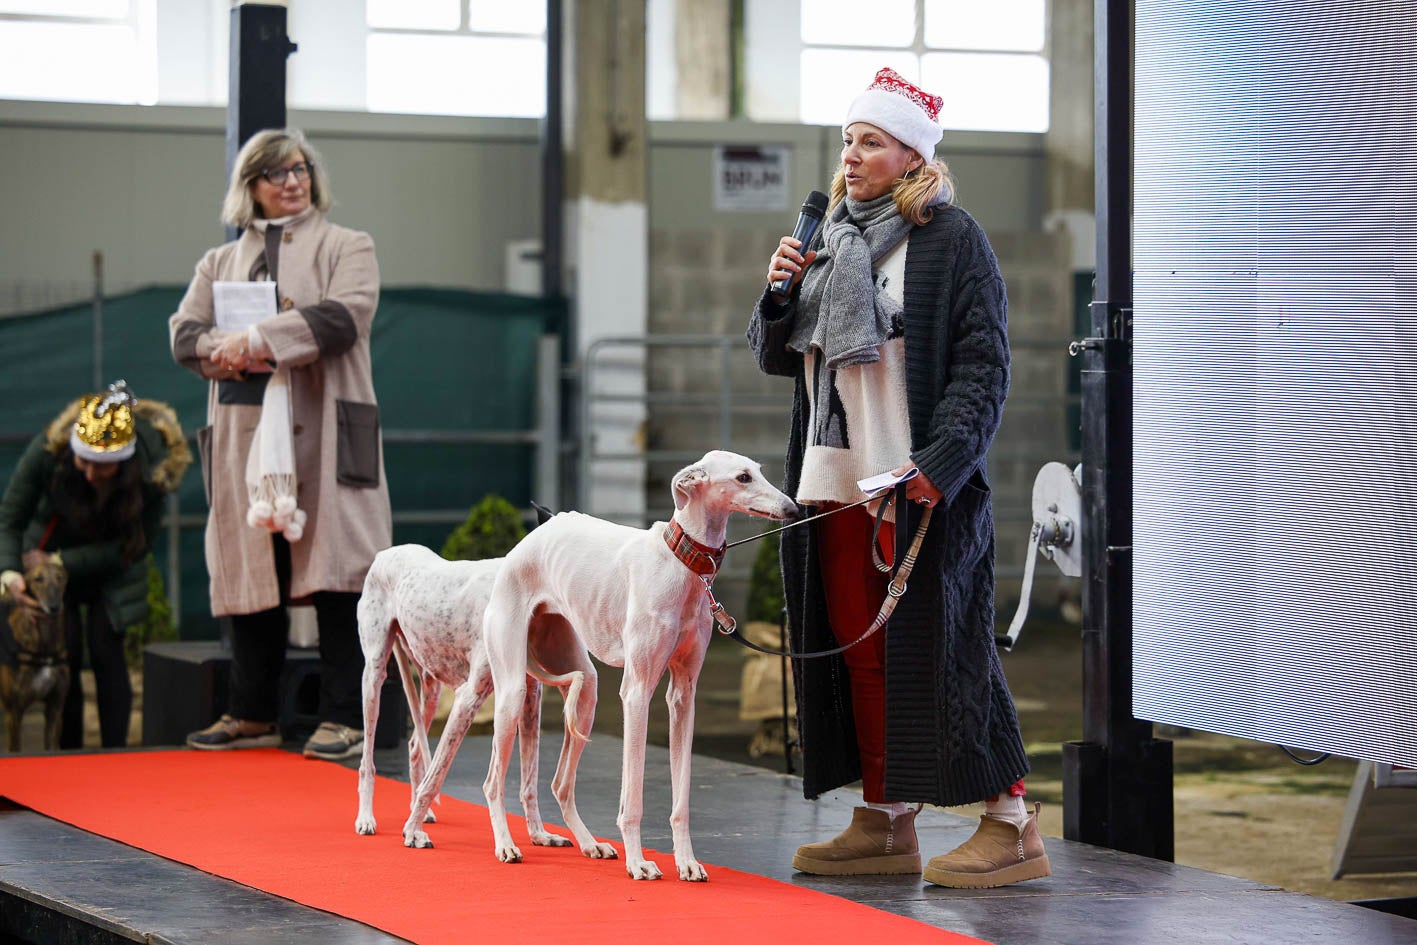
left=0, top=101, right=1077, bottom=617
left=0, top=101, right=541, bottom=313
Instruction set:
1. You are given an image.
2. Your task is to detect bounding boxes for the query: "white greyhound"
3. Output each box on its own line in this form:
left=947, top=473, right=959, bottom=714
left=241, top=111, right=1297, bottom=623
left=400, top=450, right=798, bottom=881
left=353, top=543, right=587, bottom=846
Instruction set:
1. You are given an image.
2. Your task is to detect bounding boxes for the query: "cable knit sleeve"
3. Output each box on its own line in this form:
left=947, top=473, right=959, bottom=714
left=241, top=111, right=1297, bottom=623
left=746, top=287, right=803, bottom=377
left=908, top=217, right=1010, bottom=502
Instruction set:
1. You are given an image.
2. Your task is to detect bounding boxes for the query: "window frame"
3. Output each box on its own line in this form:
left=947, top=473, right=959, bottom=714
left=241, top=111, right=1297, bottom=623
left=797, top=0, right=1051, bottom=133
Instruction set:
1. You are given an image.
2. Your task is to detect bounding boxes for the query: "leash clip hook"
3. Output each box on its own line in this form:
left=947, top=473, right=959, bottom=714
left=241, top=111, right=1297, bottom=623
left=711, top=604, right=737, bottom=635
left=700, top=575, right=739, bottom=635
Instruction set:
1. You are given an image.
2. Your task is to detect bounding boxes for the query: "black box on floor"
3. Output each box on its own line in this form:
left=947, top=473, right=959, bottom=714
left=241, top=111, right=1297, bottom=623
left=141, top=640, right=406, bottom=748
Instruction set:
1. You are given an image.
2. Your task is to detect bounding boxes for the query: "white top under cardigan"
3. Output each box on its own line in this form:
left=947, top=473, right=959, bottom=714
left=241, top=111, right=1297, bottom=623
left=796, top=234, right=913, bottom=521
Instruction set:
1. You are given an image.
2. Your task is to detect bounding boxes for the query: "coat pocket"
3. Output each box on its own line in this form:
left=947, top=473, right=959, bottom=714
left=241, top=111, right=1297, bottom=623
left=335, top=400, right=381, bottom=488
left=195, top=425, right=213, bottom=506
left=947, top=468, right=993, bottom=567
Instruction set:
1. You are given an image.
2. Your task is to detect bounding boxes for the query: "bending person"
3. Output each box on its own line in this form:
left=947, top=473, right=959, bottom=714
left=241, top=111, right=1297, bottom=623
left=0, top=381, right=190, bottom=748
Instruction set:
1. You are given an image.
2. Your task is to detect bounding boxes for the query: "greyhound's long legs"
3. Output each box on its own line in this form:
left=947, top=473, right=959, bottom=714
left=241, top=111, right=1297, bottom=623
left=518, top=676, right=569, bottom=846
left=665, top=643, right=709, bottom=881
left=545, top=654, right=616, bottom=859
left=482, top=672, right=527, bottom=862
left=355, top=616, right=395, bottom=835
left=413, top=667, right=441, bottom=822
left=42, top=687, right=64, bottom=752
left=617, top=639, right=672, bottom=880
left=402, top=671, right=491, bottom=848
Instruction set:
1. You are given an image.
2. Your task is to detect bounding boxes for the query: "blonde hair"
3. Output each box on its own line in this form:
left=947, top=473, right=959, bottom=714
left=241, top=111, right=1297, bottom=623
left=220, top=128, right=334, bottom=228
left=828, top=157, right=956, bottom=227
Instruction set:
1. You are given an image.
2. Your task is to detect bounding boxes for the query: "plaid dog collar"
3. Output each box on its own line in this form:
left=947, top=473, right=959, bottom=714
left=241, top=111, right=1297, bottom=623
left=663, top=518, right=726, bottom=576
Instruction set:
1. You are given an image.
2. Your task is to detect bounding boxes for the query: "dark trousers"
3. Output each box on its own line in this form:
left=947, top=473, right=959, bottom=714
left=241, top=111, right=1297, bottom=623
left=60, top=591, right=132, bottom=750
left=226, top=535, right=364, bottom=730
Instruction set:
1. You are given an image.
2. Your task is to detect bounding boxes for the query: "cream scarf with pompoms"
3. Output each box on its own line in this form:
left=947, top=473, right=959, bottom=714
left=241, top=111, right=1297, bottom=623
left=244, top=368, right=307, bottom=541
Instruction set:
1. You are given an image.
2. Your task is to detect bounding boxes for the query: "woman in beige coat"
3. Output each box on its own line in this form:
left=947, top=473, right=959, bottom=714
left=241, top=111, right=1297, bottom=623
left=169, top=128, right=392, bottom=760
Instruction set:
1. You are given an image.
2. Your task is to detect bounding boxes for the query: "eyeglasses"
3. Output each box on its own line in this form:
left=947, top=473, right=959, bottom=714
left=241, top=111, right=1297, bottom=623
left=260, top=162, right=312, bottom=185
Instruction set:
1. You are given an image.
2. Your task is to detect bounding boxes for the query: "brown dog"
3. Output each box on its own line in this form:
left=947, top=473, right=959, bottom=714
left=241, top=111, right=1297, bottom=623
left=1, top=553, right=69, bottom=752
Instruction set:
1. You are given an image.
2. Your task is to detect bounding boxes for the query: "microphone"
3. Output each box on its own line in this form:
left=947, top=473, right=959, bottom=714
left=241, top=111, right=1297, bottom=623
left=770, top=190, right=829, bottom=296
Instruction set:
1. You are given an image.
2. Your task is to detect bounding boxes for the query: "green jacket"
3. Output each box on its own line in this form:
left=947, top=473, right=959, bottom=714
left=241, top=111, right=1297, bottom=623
left=0, top=398, right=191, bottom=631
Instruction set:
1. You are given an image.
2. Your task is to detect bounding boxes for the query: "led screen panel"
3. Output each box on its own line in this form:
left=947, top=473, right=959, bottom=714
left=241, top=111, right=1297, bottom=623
left=1132, top=0, right=1417, bottom=766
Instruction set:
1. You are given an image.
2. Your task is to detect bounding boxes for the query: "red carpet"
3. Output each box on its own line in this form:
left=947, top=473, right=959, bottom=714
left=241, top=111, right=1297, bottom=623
left=0, top=750, right=990, bottom=945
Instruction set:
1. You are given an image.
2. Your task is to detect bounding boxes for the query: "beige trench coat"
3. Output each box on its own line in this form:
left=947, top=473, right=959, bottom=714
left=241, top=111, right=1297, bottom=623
left=169, top=209, right=392, bottom=617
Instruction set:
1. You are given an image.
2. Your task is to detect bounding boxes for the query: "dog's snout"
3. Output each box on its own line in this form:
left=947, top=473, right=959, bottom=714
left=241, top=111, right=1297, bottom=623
left=786, top=501, right=805, bottom=522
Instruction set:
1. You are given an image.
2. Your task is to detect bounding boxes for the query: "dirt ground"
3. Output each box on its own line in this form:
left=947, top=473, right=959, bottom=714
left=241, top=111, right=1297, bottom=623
left=53, top=620, right=1417, bottom=905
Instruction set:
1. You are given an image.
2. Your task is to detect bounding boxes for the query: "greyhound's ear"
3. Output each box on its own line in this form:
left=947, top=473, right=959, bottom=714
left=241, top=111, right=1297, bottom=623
left=671, top=465, right=708, bottom=510
left=48, top=553, right=62, bottom=567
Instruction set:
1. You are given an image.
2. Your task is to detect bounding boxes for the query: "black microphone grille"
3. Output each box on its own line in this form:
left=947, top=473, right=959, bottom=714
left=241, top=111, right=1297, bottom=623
left=802, top=190, right=830, bottom=218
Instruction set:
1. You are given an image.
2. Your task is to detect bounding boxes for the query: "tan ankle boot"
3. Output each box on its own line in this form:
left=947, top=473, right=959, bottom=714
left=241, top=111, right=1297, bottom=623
left=792, top=806, right=921, bottom=875
left=923, top=802, right=1051, bottom=888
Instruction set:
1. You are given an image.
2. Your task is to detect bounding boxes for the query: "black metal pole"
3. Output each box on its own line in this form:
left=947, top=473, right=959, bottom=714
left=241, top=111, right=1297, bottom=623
left=780, top=606, right=794, bottom=775
left=225, top=2, right=297, bottom=242
left=217, top=2, right=296, bottom=653
left=541, top=0, right=564, bottom=301
left=541, top=0, right=575, bottom=510
left=1061, top=0, right=1174, bottom=860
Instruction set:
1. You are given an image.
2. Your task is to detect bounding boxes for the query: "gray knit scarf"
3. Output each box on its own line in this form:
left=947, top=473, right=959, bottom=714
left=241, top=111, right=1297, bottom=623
left=786, top=192, right=912, bottom=370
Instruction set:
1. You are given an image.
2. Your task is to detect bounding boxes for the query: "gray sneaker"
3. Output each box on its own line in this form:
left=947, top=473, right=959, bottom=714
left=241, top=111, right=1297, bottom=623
left=302, top=721, right=363, bottom=760
left=186, top=715, right=281, bottom=750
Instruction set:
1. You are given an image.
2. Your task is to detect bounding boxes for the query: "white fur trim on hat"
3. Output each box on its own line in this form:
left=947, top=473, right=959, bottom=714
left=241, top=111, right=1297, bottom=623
left=843, top=67, right=945, bottom=162
left=845, top=88, right=943, bottom=161
left=70, top=428, right=134, bottom=463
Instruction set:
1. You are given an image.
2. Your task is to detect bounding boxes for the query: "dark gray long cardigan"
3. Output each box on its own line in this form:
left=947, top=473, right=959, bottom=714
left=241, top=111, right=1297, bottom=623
left=747, top=204, right=1029, bottom=805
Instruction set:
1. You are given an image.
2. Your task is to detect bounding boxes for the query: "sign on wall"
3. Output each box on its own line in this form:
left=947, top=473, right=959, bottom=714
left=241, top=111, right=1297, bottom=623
left=713, top=145, right=790, bottom=212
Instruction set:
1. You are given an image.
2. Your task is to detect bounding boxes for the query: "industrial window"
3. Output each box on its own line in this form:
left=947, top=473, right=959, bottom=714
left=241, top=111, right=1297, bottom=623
left=798, top=0, right=1049, bottom=133
left=364, top=0, right=546, bottom=118
left=0, top=0, right=156, bottom=106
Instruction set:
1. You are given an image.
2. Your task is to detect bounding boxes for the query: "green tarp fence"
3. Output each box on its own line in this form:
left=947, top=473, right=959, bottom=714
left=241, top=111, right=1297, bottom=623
left=0, top=286, right=564, bottom=638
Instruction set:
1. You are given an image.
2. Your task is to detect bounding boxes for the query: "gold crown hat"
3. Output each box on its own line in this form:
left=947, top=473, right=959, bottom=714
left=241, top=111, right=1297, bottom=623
left=70, top=379, right=139, bottom=463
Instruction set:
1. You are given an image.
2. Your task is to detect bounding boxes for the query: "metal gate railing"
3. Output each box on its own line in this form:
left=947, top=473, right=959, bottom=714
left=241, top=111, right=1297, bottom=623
left=579, top=332, right=1081, bottom=586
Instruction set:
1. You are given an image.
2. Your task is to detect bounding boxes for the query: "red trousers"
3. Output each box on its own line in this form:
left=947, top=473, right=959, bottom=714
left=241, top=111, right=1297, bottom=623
left=817, top=505, right=1024, bottom=803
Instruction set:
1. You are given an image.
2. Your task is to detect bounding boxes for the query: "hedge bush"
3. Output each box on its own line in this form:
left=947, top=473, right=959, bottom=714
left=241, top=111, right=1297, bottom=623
left=126, top=555, right=176, bottom=669
left=441, top=494, right=527, bottom=561
left=745, top=534, right=785, bottom=624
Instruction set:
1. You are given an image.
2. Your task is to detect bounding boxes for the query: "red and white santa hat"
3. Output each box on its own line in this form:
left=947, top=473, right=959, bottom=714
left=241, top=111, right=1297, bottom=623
left=843, top=67, right=944, bottom=161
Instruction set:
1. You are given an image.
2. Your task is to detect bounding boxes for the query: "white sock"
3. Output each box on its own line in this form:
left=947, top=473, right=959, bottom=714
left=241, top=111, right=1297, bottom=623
left=867, top=801, right=911, bottom=819
left=984, top=794, right=1027, bottom=828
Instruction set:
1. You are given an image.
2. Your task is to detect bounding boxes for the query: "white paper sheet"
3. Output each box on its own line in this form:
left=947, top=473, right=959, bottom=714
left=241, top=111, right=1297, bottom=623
left=856, top=467, right=920, bottom=495
left=212, top=281, right=276, bottom=332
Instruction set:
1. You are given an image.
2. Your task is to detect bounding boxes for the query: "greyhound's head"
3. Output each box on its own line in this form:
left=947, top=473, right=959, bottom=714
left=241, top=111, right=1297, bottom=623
left=670, top=451, right=799, bottom=540
left=24, top=553, right=67, bottom=616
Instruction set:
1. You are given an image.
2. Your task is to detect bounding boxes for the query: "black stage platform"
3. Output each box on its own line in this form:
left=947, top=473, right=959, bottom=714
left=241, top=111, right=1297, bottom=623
left=2, top=736, right=1415, bottom=945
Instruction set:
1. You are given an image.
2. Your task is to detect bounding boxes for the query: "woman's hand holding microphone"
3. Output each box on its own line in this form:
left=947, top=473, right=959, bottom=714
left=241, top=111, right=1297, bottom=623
left=767, top=236, right=818, bottom=302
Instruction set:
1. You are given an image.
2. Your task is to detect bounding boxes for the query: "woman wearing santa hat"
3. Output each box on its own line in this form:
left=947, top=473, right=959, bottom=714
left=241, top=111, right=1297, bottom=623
left=747, top=67, right=1049, bottom=888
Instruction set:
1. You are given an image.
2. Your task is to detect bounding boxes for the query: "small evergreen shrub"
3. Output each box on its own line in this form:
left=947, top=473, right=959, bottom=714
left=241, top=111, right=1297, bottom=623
left=745, top=534, right=785, bottom=625
left=127, top=555, right=176, bottom=669
left=441, top=494, right=527, bottom=561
